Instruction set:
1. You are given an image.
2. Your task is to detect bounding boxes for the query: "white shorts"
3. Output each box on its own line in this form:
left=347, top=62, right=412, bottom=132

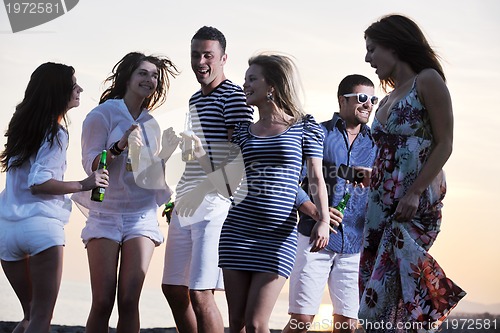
left=162, top=192, right=230, bottom=290
left=0, top=217, right=65, bottom=261
left=288, top=233, right=360, bottom=319
left=81, top=209, right=163, bottom=246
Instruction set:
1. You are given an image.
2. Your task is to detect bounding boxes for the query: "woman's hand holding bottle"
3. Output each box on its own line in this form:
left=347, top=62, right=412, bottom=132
left=81, top=168, right=109, bottom=192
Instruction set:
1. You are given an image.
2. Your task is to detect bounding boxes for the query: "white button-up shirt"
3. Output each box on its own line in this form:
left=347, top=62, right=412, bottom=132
left=72, top=99, right=171, bottom=217
left=0, top=127, right=72, bottom=224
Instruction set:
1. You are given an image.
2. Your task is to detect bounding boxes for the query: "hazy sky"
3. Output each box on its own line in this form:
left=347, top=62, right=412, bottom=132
left=1, top=0, right=499, bottom=318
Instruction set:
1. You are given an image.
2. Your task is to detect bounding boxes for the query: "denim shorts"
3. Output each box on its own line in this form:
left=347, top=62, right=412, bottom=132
left=0, top=217, right=65, bottom=261
left=81, top=209, right=163, bottom=246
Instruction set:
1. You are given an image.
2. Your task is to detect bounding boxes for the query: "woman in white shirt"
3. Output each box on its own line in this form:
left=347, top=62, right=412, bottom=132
left=72, top=52, right=179, bottom=333
left=0, top=62, right=109, bottom=333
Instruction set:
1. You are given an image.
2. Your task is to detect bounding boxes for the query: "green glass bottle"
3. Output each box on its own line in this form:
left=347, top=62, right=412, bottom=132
left=91, top=150, right=107, bottom=202
left=162, top=201, right=175, bottom=224
left=334, top=191, right=351, bottom=214
left=331, top=191, right=351, bottom=232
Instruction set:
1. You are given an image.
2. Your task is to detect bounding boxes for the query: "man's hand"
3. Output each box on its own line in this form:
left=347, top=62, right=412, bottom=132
left=353, top=166, right=372, bottom=188
left=329, top=206, right=343, bottom=230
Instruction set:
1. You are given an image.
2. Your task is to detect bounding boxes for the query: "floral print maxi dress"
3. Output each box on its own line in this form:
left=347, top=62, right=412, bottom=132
left=358, top=78, right=466, bottom=333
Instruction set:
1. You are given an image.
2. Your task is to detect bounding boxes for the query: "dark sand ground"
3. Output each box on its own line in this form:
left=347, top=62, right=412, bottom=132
left=2, top=313, right=499, bottom=333
left=0, top=322, right=287, bottom=333
left=0, top=322, right=330, bottom=333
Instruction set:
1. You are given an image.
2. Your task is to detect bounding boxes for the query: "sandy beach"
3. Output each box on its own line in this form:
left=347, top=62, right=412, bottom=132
left=0, top=322, right=174, bottom=333
left=0, top=322, right=291, bottom=333
left=3, top=315, right=499, bottom=333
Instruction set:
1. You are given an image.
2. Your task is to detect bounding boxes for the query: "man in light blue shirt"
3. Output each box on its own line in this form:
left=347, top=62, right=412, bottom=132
left=283, top=75, right=378, bottom=333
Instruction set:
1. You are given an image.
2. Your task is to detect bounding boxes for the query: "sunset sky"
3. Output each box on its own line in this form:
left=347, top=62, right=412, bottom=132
left=1, top=0, right=499, bottom=328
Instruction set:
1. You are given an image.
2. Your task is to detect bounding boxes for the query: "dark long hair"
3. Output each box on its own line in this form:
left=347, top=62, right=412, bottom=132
left=365, top=14, right=445, bottom=91
left=0, top=62, right=75, bottom=171
left=99, top=52, right=179, bottom=111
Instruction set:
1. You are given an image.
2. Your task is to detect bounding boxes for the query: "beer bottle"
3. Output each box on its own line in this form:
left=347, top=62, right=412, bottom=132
left=126, top=123, right=139, bottom=171
left=331, top=190, right=351, bottom=232
left=91, top=150, right=107, bottom=202
left=334, top=191, right=351, bottom=214
left=162, top=201, right=175, bottom=224
left=181, top=112, right=195, bottom=162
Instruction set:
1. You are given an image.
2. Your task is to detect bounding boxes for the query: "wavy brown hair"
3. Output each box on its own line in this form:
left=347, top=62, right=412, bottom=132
left=99, top=52, right=179, bottom=111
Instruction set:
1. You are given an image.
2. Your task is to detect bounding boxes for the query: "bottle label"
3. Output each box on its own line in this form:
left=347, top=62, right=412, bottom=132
left=126, top=157, right=133, bottom=172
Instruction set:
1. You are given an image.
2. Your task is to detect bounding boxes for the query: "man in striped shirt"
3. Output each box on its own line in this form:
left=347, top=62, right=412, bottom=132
left=161, top=26, right=253, bottom=333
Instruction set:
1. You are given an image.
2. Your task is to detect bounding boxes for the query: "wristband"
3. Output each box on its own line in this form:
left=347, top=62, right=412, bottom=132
left=109, top=141, right=124, bottom=156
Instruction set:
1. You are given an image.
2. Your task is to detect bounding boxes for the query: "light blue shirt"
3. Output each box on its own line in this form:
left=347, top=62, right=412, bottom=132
left=297, top=113, right=377, bottom=253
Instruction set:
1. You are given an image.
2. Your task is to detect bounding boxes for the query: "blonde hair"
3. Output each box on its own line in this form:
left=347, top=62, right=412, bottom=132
left=248, top=52, right=305, bottom=123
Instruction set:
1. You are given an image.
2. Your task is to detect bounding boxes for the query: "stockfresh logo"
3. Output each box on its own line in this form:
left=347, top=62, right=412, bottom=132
left=4, top=0, right=79, bottom=33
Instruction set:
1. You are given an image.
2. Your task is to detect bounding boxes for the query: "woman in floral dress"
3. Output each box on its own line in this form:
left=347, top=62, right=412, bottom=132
left=359, top=14, right=466, bottom=332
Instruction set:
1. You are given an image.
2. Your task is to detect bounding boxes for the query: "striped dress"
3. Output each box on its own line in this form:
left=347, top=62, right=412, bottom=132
left=218, top=115, right=324, bottom=277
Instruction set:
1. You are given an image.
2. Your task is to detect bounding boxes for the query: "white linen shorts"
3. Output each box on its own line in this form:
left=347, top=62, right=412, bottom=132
left=162, top=192, right=231, bottom=290
left=288, top=233, right=360, bottom=319
left=81, top=209, right=163, bottom=246
left=0, top=217, right=65, bottom=261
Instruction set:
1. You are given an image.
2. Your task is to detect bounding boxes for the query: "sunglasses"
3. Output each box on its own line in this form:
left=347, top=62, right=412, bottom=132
left=343, top=93, right=378, bottom=105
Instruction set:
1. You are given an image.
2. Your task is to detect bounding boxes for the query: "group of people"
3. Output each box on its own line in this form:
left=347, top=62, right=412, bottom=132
left=0, top=13, right=465, bottom=333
